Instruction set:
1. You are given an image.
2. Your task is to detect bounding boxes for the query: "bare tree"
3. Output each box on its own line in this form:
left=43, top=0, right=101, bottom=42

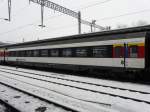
left=132, top=20, right=148, bottom=27
left=116, top=24, right=128, bottom=29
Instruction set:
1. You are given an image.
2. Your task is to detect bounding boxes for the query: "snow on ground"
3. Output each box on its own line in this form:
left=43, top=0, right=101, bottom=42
left=1, top=65, right=149, bottom=93
left=0, top=72, right=149, bottom=111
left=0, top=65, right=150, bottom=112
left=0, top=104, right=6, bottom=112
left=0, top=74, right=117, bottom=112
left=0, top=83, right=69, bottom=112
left=2, top=70, right=150, bottom=102
left=2, top=68, right=150, bottom=102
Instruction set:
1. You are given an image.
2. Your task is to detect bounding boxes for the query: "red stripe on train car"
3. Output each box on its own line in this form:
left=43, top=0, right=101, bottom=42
left=112, top=47, right=115, bottom=58
left=138, top=46, right=145, bottom=58
left=0, top=52, right=4, bottom=57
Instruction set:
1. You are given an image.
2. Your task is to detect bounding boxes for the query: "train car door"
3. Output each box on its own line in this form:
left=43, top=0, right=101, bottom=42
left=0, top=49, right=5, bottom=63
left=113, top=44, right=125, bottom=68
left=124, top=43, right=128, bottom=69
left=145, top=32, right=150, bottom=69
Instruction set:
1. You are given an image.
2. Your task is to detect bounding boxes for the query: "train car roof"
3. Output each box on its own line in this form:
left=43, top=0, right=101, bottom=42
left=1, top=25, right=150, bottom=48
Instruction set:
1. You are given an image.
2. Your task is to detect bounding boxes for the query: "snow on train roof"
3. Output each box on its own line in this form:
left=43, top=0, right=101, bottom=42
left=1, top=25, right=150, bottom=48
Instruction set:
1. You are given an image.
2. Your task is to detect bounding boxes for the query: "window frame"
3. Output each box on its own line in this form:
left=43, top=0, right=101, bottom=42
left=114, top=46, right=124, bottom=58
left=92, top=45, right=112, bottom=58
left=50, top=49, right=59, bottom=57
left=62, top=48, right=72, bottom=57
left=40, top=49, right=49, bottom=57
left=129, top=45, right=138, bottom=58
left=75, top=47, right=88, bottom=57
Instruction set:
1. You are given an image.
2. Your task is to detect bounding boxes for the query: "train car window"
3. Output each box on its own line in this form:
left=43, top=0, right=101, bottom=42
left=26, top=50, right=33, bottom=57
left=129, top=46, right=138, bottom=58
left=11, top=51, right=16, bottom=57
left=9, top=51, right=13, bottom=57
left=14, top=51, right=17, bottom=57
left=93, top=46, right=109, bottom=58
left=76, top=48, right=87, bottom=57
left=20, top=51, right=25, bottom=57
left=13, top=51, right=16, bottom=56
left=114, top=46, right=123, bottom=58
left=33, top=50, right=40, bottom=57
left=1, top=52, right=4, bottom=57
left=0, top=52, right=2, bottom=57
left=22, top=51, right=26, bottom=57
left=50, top=49, right=59, bottom=57
left=5, top=52, right=9, bottom=57
left=41, top=49, right=48, bottom=57
left=18, top=51, right=21, bottom=57
left=16, top=51, right=19, bottom=57
left=62, top=49, right=72, bottom=57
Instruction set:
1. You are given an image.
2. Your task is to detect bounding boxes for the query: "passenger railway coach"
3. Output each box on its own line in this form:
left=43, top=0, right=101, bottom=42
left=1, top=25, right=150, bottom=79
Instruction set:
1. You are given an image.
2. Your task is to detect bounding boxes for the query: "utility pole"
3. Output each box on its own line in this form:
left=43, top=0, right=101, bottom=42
left=78, top=11, right=81, bottom=34
left=6, top=0, right=11, bottom=21
left=91, top=20, right=96, bottom=32
left=39, top=0, right=45, bottom=28
left=29, top=0, right=106, bottom=33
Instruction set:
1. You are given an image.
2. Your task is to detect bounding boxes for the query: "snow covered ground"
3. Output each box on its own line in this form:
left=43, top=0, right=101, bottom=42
left=1, top=65, right=149, bottom=93
left=0, top=68, right=150, bottom=104
left=0, top=73, right=116, bottom=112
left=0, top=65, right=150, bottom=112
left=0, top=103, right=6, bottom=112
left=0, top=83, right=70, bottom=112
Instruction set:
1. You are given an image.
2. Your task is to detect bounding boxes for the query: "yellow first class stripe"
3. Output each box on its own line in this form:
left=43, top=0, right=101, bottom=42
left=113, top=44, right=124, bottom=47
left=128, top=42, right=144, bottom=46
left=113, top=42, right=144, bottom=47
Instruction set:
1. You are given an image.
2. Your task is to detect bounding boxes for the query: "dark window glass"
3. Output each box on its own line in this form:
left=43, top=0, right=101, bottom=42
left=115, top=46, right=123, bottom=58
left=76, top=48, right=87, bottom=57
left=10, top=51, right=14, bottom=57
left=9, top=51, right=12, bottom=57
left=18, top=51, right=21, bottom=57
left=41, top=49, right=48, bottom=57
left=19, top=51, right=25, bottom=57
left=130, top=46, right=138, bottom=58
left=33, top=50, right=40, bottom=57
left=13, top=51, right=16, bottom=57
left=26, top=50, right=33, bottom=57
left=10, top=51, right=20, bottom=57
left=62, top=49, right=72, bottom=57
left=93, top=46, right=108, bottom=58
left=16, top=51, right=19, bottom=57
left=50, top=49, right=59, bottom=57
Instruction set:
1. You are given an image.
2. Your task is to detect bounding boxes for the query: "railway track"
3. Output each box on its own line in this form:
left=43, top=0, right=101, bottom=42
left=0, top=99, right=20, bottom=112
left=0, top=66, right=149, bottom=95
left=0, top=68, right=117, bottom=112
left=0, top=81, right=79, bottom=112
left=0, top=66, right=150, bottom=106
left=0, top=82, right=73, bottom=112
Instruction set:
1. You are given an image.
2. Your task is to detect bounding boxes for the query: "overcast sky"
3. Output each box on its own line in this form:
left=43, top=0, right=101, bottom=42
left=0, top=0, right=150, bottom=43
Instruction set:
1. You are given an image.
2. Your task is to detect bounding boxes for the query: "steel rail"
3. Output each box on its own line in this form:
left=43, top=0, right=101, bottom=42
left=0, top=69, right=150, bottom=105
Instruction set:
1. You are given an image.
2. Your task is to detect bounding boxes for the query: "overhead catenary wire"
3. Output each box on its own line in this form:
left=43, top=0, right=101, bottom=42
left=0, top=1, right=93, bottom=35
left=0, top=23, right=35, bottom=36
left=46, top=0, right=113, bottom=22
left=97, top=9, right=150, bottom=21
left=1, top=8, right=150, bottom=37
left=78, top=0, right=113, bottom=10
left=0, top=13, right=66, bottom=36
left=0, top=0, right=113, bottom=35
left=0, top=1, right=29, bottom=21
left=0, top=0, right=112, bottom=35
left=0, top=0, right=150, bottom=39
left=0, top=0, right=113, bottom=22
